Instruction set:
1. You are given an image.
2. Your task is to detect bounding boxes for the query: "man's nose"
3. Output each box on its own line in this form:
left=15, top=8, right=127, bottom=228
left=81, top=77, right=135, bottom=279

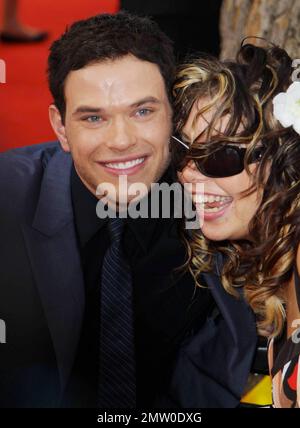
left=105, top=117, right=137, bottom=151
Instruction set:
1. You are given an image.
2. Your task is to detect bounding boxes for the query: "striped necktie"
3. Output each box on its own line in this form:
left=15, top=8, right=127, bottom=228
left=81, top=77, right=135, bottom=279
left=98, top=217, right=136, bottom=408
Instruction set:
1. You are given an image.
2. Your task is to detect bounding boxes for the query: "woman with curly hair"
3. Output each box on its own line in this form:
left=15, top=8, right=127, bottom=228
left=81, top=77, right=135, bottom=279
left=172, top=41, right=300, bottom=407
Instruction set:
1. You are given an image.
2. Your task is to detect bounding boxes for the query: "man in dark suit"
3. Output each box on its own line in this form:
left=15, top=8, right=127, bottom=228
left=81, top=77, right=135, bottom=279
left=0, top=12, right=257, bottom=408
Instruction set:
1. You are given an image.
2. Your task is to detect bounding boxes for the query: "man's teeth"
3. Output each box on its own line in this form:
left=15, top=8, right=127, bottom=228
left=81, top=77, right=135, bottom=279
left=195, top=194, right=232, bottom=204
left=105, top=157, right=145, bottom=169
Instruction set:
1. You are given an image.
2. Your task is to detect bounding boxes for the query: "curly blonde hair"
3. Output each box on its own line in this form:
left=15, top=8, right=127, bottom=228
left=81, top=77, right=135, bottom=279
left=173, top=43, right=300, bottom=338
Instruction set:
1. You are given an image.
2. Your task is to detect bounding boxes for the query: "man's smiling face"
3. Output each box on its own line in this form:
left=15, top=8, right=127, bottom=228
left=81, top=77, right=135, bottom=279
left=49, top=54, right=172, bottom=205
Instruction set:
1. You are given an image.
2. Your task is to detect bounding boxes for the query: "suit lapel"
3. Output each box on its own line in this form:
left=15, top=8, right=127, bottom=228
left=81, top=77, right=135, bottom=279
left=202, top=269, right=257, bottom=350
left=158, top=266, right=257, bottom=407
left=21, top=149, right=85, bottom=392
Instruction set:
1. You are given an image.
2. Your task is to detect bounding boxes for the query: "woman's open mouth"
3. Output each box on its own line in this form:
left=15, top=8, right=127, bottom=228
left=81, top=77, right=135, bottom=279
left=195, top=193, right=233, bottom=220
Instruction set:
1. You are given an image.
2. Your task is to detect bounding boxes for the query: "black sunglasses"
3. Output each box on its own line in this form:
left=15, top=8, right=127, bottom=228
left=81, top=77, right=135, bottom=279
left=171, top=135, right=264, bottom=178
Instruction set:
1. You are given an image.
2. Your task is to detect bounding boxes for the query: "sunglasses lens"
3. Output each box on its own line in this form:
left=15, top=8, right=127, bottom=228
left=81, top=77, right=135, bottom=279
left=196, top=146, right=244, bottom=178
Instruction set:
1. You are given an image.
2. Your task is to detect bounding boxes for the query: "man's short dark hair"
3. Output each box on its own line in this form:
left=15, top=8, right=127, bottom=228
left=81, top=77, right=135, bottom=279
left=48, top=11, right=175, bottom=121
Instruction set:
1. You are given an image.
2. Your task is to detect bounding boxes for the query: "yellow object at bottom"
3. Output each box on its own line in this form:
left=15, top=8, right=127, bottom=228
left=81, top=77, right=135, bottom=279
left=241, top=375, right=272, bottom=406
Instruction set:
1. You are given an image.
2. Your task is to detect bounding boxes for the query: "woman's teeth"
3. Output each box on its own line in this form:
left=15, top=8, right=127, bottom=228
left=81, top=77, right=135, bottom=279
left=105, top=157, right=145, bottom=169
left=194, top=194, right=232, bottom=213
left=196, top=194, right=232, bottom=203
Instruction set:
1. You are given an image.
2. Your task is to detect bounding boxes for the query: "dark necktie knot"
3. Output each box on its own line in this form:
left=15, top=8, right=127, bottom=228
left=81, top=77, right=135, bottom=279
left=109, top=217, right=125, bottom=243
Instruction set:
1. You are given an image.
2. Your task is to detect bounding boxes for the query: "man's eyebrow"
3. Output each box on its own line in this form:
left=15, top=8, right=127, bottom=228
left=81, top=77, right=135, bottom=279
left=130, top=96, right=161, bottom=108
left=72, top=97, right=161, bottom=116
left=72, top=106, right=103, bottom=116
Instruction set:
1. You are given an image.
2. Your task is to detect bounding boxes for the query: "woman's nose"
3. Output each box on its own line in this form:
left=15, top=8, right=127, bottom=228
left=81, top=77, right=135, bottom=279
left=180, top=160, right=209, bottom=184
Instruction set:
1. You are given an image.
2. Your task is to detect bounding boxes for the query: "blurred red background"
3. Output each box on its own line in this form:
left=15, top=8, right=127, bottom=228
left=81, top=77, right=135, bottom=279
left=0, top=0, right=120, bottom=151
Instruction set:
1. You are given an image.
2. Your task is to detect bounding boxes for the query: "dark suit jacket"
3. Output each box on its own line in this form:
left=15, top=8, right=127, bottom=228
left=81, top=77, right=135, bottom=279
left=0, top=142, right=257, bottom=407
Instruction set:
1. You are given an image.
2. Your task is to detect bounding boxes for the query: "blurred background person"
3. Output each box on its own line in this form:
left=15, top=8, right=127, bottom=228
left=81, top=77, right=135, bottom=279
left=1, top=0, right=48, bottom=42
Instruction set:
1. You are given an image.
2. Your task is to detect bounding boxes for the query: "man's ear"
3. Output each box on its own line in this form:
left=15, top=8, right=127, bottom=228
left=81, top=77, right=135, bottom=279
left=49, top=104, right=70, bottom=152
